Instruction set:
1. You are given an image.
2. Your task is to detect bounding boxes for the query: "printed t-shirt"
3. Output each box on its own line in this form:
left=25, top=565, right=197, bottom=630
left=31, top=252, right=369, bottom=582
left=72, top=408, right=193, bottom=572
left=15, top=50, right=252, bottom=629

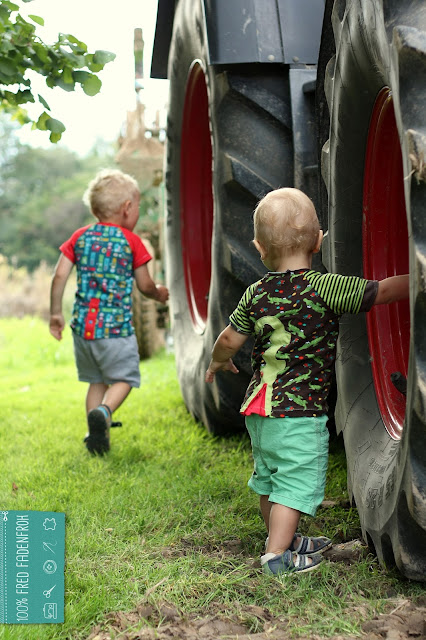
left=229, top=269, right=378, bottom=418
left=60, top=222, right=151, bottom=339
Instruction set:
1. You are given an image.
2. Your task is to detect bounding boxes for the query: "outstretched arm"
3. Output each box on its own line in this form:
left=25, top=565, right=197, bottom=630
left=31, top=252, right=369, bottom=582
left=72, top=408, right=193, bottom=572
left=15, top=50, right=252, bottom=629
left=134, top=264, right=169, bottom=303
left=374, top=275, right=409, bottom=306
left=50, top=254, right=74, bottom=340
left=205, top=325, right=249, bottom=383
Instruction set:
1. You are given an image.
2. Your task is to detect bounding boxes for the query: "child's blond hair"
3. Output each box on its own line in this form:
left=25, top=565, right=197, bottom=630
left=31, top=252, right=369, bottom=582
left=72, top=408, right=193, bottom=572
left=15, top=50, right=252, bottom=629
left=83, top=169, right=139, bottom=220
left=254, top=188, right=320, bottom=257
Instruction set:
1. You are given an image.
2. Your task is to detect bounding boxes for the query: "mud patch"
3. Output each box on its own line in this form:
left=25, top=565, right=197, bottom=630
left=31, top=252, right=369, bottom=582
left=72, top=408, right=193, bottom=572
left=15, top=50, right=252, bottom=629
left=86, top=598, right=425, bottom=640
left=85, top=539, right=423, bottom=640
left=323, top=539, right=369, bottom=565
left=86, top=600, right=287, bottom=640
left=361, top=598, right=426, bottom=639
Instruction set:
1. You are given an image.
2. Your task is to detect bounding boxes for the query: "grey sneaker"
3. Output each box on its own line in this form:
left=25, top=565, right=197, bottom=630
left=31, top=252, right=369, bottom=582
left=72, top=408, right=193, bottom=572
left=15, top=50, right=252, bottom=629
left=289, top=533, right=332, bottom=554
left=261, top=549, right=323, bottom=575
left=265, top=533, right=332, bottom=555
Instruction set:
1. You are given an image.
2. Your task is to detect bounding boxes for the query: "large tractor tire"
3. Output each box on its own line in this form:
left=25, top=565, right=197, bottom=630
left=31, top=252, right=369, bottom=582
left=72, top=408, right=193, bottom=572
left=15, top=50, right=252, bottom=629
left=321, top=0, right=426, bottom=579
left=165, top=0, right=295, bottom=434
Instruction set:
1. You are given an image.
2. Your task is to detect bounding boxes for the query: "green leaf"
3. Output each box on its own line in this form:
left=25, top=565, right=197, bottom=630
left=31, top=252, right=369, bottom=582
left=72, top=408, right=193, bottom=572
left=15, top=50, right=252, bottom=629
left=0, top=69, right=26, bottom=85
left=49, top=131, right=62, bottom=143
left=63, top=66, right=74, bottom=84
left=14, top=88, right=34, bottom=104
left=81, top=74, right=102, bottom=96
left=0, top=71, right=10, bottom=84
left=45, top=117, right=65, bottom=134
left=54, top=75, right=75, bottom=92
left=72, top=70, right=90, bottom=83
left=2, top=90, right=17, bottom=105
left=14, top=15, right=35, bottom=38
left=58, top=45, right=85, bottom=67
left=0, top=8, right=11, bottom=24
left=0, top=58, right=17, bottom=76
left=28, top=14, right=44, bottom=26
left=36, top=111, right=50, bottom=131
left=92, top=50, right=116, bottom=65
left=87, top=62, right=103, bottom=73
left=38, top=93, right=50, bottom=110
left=33, top=43, right=50, bottom=63
left=67, top=34, right=87, bottom=53
left=2, top=1, right=19, bottom=11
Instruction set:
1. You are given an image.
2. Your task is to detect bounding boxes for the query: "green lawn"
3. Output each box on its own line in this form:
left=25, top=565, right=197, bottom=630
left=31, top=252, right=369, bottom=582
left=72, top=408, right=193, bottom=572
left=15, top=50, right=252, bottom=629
left=0, top=318, right=422, bottom=639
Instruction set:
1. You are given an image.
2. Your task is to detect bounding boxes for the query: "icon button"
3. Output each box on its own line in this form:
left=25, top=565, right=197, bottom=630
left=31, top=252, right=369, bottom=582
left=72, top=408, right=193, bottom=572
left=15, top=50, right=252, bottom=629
left=42, top=541, right=57, bottom=554
left=43, top=518, right=57, bottom=530
left=43, top=603, right=57, bottom=619
left=43, top=560, right=57, bottom=574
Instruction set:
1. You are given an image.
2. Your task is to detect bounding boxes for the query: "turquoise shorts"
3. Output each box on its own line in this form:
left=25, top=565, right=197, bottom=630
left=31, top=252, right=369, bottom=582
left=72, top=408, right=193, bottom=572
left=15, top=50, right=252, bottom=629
left=245, top=414, right=329, bottom=516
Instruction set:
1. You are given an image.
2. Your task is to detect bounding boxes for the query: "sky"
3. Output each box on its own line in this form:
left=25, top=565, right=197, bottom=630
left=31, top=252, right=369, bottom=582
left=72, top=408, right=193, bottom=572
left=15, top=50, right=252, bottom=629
left=17, top=0, right=169, bottom=156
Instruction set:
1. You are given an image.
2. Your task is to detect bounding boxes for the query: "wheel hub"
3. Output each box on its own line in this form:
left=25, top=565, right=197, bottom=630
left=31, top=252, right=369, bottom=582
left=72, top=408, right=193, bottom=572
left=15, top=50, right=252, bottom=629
left=362, top=88, right=410, bottom=440
left=180, top=61, right=213, bottom=332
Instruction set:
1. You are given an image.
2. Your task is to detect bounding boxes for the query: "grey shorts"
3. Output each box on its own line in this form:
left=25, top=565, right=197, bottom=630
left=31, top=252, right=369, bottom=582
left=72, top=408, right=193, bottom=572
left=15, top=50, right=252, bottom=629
left=72, top=333, right=140, bottom=387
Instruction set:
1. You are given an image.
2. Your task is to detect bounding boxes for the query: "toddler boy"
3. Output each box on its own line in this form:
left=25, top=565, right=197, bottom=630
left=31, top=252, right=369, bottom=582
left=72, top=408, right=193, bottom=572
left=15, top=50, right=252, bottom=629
left=206, top=187, right=408, bottom=574
left=50, top=169, right=168, bottom=455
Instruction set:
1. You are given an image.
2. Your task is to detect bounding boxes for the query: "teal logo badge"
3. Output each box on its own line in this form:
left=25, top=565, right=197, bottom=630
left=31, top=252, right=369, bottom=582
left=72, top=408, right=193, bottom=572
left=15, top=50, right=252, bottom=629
left=0, top=511, right=65, bottom=624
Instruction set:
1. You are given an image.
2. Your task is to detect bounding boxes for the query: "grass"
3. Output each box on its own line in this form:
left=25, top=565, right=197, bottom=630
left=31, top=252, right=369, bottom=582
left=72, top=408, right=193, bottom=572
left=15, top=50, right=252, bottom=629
left=0, top=317, right=423, bottom=639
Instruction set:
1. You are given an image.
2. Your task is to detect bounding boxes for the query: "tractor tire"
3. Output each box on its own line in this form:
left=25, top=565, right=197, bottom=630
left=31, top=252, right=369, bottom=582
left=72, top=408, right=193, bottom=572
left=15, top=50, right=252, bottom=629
left=132, top=237, right=162, bottom=360
left=321, top=0, right=426, bottom=580
left=165, top=0, right=295, bottom=434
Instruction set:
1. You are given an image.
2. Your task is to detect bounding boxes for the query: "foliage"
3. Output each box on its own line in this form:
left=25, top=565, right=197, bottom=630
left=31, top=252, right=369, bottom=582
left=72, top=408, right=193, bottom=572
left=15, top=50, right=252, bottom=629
left=0, top=317, right=423, bottom=640
left=0, top=116, right=164, bottom=271
left=0, top=254, right=73, bottom=319
left=0, top=0, right=115, bottom=141
left=0, top=115, right=116, bottom=270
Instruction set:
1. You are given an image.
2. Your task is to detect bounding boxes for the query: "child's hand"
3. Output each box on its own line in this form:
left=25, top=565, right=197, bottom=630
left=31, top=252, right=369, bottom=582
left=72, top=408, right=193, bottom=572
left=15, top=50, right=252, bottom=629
left=49, top=314, right=65, bottom=341
left=155, top=285, right=169, bottom=303
left=205, top=358, right=239, bottom=383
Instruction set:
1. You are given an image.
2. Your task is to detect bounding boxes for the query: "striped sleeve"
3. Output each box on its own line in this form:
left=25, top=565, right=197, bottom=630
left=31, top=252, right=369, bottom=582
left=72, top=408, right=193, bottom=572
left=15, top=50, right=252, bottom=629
left=229, top=282, right=259, bottom=334
left=304, top=271, right=378, bottom=314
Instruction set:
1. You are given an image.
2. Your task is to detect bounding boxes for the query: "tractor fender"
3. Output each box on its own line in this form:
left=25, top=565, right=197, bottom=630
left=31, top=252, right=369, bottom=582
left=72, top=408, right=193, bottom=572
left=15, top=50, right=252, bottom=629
left=151, top=0, right=326, bottom=79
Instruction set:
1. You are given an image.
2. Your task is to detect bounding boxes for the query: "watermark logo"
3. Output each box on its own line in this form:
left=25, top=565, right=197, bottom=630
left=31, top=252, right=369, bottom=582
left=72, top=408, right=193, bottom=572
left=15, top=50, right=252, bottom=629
left=0, top=511, right=65, bottom=624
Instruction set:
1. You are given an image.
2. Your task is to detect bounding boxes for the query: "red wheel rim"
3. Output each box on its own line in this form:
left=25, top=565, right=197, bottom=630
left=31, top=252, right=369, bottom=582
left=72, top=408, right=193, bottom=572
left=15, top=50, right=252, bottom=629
left=363, top=88, right=410, bottom=440
left=180, top=61, right=213, bottom=332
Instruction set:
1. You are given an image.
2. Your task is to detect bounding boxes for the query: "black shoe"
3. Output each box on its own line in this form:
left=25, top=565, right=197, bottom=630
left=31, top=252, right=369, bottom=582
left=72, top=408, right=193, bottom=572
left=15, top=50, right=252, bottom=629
left=84, top=405, right=111, bottom=455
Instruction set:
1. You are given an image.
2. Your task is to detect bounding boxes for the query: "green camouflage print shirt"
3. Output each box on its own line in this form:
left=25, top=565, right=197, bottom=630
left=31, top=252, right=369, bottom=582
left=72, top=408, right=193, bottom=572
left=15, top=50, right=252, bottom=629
left=229, top=269, right=378, bottom=418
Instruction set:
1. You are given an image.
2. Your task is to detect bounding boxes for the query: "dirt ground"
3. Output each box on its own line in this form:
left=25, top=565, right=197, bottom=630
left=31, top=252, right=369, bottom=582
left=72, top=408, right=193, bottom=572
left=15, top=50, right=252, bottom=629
left=86, top=541, right=426, bottom=640
left=86, top=598, right=425, bottom=640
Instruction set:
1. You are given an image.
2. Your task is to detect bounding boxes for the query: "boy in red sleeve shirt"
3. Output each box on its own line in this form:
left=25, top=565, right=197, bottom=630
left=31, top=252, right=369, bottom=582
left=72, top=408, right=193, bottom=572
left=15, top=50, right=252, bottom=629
left=50, top=169, right=168, bottom=455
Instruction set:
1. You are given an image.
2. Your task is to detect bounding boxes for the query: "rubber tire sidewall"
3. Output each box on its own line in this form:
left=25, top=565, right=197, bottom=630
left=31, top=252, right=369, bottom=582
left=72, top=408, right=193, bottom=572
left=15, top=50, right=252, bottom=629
left=325, top=0, right=426, bottom=578
left=165, top=0, right=247, bottom=434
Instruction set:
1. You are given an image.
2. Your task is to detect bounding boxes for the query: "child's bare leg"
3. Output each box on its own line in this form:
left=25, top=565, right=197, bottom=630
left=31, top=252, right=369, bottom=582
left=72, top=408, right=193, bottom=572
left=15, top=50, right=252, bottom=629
left=260, top=495, right=332, bottom=555
left=260, top=500, right=323, bottom=574
left=86, top=382, right=132, bottom=415
left=101, top=382, right=132, bottom=414
left=86, top=383, right=108, bottom=414
left=84, top=382, right=131, bottom=455
left=266, top=502, right=300, bottom=555
left=260, top=494, right=272, bottom=531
